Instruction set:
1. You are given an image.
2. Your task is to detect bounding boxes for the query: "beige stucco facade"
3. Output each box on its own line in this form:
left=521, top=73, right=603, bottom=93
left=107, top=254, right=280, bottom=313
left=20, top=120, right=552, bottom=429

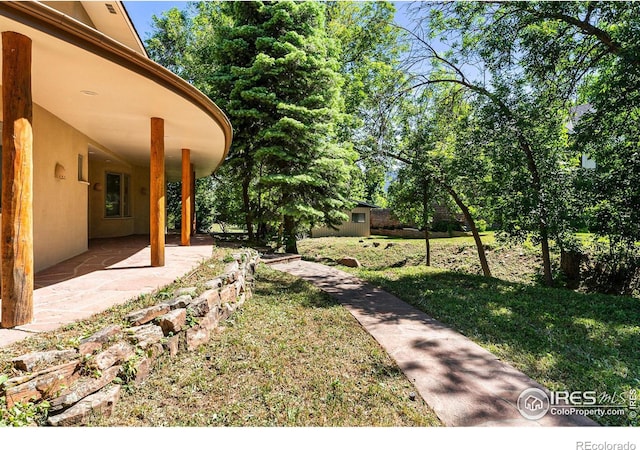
left=311, top=206, right=372, bottom=238
left=0, top=1, right=232, bottom=274
left=1, top=97, right=155, bottom=271
left=1, top=98, right=90, bottom=272
left=88, top=156, right=151, bottom=239
left=32, top=103, right=90, bottom=271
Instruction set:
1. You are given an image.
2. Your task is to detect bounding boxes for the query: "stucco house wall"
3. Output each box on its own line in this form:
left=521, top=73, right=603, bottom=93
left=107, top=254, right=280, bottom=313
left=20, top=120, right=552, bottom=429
left=32, top=103, right=90, bottom=271
left=0, top=98, right=90, bottom=272
left=88, top=158, right=151, bottom=239
left=311, top=206, right=372, bottom=238
left=1, top=97, right=153, bottom=271
left=132, top=165, right=151, bottom=235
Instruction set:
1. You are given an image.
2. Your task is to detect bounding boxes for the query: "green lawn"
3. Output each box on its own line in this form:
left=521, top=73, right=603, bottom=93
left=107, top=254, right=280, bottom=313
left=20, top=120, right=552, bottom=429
left=298, top=236, right=640, bottom=426
left=89, top=266, right=439, bottom=426
left=300, top=234, right=540, bottom=284
left=2, top=254, right=439, bottom=427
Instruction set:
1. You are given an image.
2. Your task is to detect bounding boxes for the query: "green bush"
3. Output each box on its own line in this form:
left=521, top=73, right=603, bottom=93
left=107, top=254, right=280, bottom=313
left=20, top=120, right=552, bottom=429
left=581, top=249, right=640, bottom=297
left=431, top=220, right=462, bottom=233
left=475, top=219, right=488, bottom=232
left=0, top=395, right=50, bottom=427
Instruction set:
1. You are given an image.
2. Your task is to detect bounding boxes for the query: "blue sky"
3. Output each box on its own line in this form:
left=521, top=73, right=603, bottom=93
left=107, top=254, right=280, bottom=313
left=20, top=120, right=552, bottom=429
left=123, top=1, right=414, bottom=44
left=124, top=1, right=188, bottom=41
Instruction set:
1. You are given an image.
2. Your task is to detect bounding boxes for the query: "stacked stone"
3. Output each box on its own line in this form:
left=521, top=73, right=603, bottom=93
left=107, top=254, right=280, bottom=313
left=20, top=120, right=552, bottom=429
left=0, top=250, right=258, bottom=426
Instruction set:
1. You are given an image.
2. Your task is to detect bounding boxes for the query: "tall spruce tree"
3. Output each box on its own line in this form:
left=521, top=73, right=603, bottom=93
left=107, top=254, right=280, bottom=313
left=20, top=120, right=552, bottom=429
left=206, top=1, right=354, bottom=252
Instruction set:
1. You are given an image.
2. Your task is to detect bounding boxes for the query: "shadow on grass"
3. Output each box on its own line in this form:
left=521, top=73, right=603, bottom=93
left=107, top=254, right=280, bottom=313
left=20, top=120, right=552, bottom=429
left=253, top=270, right=339, bottom=309
left=362, top=270, right=639, bottom=418
left=267, top=260, right=639, bottom=425
left=271, top=262, right=604, bottom=424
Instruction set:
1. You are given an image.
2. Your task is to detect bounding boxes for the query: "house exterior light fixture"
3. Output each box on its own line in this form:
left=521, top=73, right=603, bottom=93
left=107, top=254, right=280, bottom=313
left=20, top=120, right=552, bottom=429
left=55, top=163, right=66, bottom=179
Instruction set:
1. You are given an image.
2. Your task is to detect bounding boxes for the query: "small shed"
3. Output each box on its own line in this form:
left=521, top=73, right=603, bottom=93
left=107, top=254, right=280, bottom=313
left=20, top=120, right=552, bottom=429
left=311, top=202, right=378, bottom=238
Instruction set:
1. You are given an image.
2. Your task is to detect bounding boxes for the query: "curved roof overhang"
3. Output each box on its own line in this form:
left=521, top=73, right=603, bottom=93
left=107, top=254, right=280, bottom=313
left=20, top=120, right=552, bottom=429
left=0, top=2, right=232, bottom=180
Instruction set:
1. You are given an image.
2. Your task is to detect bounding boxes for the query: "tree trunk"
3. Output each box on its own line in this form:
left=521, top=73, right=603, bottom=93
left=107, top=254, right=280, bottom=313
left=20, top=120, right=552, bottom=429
left=241, top=173, right=254, bottom=241
left=424, top=227, right=431, bottom=266
left=560, top=248, right=582, bottom=289
left=283, top=215, right=298, bottom=254
left=383, top=150, right=491, bottom=277
left=416, top=77, right=554, bottom=286
left=445, top=184, right=492, bottom=278
left=517, top=138, right=554, bottom=286
left=540, top=224, right=554, bottom=286
left=422, top=182, right=431, bottom=266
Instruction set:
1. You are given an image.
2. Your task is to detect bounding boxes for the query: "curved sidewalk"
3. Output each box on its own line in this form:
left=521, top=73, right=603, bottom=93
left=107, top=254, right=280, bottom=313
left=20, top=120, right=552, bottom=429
left=271, top=260, right=597, bottom=427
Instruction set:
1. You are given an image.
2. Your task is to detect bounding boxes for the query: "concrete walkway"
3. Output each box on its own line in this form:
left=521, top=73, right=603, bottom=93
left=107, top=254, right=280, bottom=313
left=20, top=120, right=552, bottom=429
left=271, top=260, right=597, bottom=427
left=0, top=234, right=215, bottom=348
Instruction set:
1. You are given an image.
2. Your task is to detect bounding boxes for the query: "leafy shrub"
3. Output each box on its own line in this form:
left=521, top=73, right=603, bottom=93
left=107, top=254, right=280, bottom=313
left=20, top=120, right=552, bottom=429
left=580, top=246, right=640, bottom=297
left=475, top=219, right=488, bottom=232
left=0, top=392, right=50, bottom=427
left=431, top=220, right=463, bottom=233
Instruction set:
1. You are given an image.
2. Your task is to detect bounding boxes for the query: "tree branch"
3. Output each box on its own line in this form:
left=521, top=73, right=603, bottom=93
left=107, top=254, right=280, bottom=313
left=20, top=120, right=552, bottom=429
left=531, top=9, right=637, bottom=66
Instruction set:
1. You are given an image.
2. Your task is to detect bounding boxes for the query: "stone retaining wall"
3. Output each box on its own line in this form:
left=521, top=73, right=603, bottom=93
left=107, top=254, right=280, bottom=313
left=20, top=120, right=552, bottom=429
left=0, top=249, right=259, bottom=426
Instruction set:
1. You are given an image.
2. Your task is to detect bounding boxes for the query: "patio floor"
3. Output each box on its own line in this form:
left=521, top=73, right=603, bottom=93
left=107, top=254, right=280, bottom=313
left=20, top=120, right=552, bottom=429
left=0, top=234, right=216, bottom=348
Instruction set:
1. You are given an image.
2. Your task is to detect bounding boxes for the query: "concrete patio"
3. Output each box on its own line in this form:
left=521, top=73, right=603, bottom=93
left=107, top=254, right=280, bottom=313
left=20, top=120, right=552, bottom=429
left=0, top=234, right=216, bottom=348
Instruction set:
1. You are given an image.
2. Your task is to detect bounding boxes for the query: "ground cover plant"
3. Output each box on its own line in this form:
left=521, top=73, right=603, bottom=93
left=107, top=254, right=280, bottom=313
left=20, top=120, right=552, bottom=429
left=89, top=266, right=439, bottom=426
left=298, top=236, right=640, bottom=426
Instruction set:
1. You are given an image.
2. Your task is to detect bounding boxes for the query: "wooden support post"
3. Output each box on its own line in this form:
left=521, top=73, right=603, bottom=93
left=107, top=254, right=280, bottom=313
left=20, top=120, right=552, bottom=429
left=190, top=163, right=196, bottom=235
left=1, top=32, right=34, bottom=328
left=150, top=117, right=165, bottom=267
left=181, top=149, right=191, bottom=246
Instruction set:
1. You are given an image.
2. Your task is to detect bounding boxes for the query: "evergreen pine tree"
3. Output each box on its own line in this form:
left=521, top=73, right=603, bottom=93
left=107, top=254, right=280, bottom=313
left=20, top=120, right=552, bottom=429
left=210, top=1, right=355, bottom=252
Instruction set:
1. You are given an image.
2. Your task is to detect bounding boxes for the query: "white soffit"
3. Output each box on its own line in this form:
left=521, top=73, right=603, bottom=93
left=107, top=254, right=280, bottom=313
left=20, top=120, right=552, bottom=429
left=0, top=4, right=230, bottom=180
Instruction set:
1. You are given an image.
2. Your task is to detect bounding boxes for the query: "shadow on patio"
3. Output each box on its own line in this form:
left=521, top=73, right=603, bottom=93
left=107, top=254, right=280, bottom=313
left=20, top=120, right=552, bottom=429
left=35, top=234, right=214, bottom=288
left=0, top=234, right=216, bottom=347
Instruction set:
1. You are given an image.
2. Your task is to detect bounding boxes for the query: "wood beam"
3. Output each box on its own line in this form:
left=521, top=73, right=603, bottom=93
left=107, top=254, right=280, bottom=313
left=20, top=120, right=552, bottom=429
left=190, top=163, right=196, bottom=235
left=1, top=32, right=34, bottom=328
left=181, top=148, right=191, bottom=246
left=150, top=117, right=165, bottom=267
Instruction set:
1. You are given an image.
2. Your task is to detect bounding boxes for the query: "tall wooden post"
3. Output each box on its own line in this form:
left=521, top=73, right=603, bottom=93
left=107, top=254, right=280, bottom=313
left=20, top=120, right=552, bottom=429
left=1, top=32, right=34, bottom=328
left=181, top=148, right=191, bottom=246
left=190, top=163, right=196, bottom=235
left=150, top=117, right=165, bottom=267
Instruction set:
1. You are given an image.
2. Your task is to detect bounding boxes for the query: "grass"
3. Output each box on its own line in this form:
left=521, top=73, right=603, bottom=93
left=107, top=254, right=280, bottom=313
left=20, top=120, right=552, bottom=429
left=1, top=245, right=439, bottom=427
left=210, top=224, right=247, bottom=233
left=298, top=236, right=640, bottom=426
left=88, top=266, right=440, bottom=426
left=299, top=234, right=541, bottom=284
